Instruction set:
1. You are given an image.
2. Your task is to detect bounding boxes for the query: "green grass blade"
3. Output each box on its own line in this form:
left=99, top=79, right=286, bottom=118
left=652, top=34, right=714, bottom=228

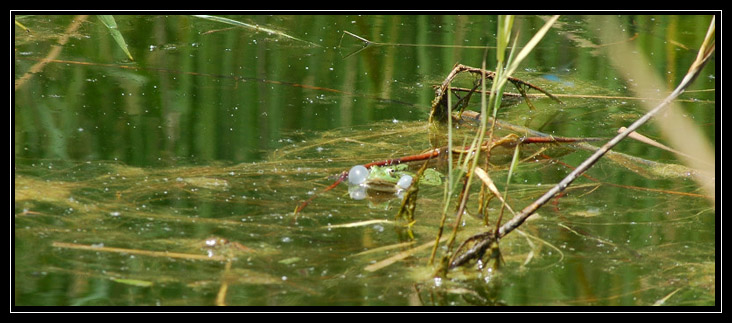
left=503, top=15, right=559, bottom=79
left=97, top=15, right=133, bottom=61
left=193, top=15, right=321, bottom=48
left=15, top=19, right=31, bottom=33
left=496, top=15, right=514, bottom=63
left=506, top=142, right=521, bottom=185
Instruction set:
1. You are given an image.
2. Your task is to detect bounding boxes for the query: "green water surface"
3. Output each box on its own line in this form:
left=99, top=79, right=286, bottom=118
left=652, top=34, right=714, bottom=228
left=14, top=14, right=716, bottom=307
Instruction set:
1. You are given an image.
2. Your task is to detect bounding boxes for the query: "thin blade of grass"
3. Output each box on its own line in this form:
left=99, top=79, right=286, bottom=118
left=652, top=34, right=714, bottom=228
left=353, top=241, right=417, bottom=257
left=110, top=277, right=154, bottom=287
left=505, top=140, right=522, bottom=185
left=653, top=287, right=683, bottom=306
left=338, top=31, right=372, bottom=59
left=496, top=15, right=515, bottom=63
left=52, top=241, right=226, bottom=261
left=618, top=126, right=702, bottom=163
left=325, top=219, right=394, bottom=229
left=15, top=19, right=31, bottom=33
left=492, top=141, right=523, bottom=234
left=339, top=30, right=500, bottom=50
left=193, top=15, right=321, bottom=48
left=97, top=15, right=133, bottom=61
left=429, top=87, right=455, bottom=265
left=473, top=167, right=516, bottom=216
left=365, top=237, right=448, bottom=272
left=502, top=15, right=559, bottom=85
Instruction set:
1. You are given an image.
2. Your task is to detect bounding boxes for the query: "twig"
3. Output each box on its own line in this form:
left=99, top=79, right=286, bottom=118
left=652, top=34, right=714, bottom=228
left=428, top=63, right=561, bottom=123
left=449, top=17, right=715, bottom=269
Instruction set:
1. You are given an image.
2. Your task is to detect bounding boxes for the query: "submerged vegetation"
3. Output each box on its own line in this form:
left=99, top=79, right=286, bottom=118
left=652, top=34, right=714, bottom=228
left=14, top=14, right=716, bottom=306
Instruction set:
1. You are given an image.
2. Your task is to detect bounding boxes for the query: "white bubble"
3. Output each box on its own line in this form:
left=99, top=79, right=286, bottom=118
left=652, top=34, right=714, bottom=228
left=348, top=165, right=369, bottom=185
left=396, top=175, right=413, bottom=189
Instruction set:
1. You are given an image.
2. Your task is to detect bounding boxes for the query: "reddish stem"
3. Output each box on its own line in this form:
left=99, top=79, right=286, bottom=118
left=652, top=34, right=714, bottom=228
left=294, top=137, right=603, bottom=215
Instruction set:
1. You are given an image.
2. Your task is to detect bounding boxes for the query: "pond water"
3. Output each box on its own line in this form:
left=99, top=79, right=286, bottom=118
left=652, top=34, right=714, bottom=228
left=14, top=14, right=716, bottom=307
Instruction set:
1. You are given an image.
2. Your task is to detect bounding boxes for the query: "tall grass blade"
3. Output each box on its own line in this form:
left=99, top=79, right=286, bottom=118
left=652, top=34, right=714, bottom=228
left=502, top=15, right=559, bottom=87
left=496, top=15, right=515, bottom=63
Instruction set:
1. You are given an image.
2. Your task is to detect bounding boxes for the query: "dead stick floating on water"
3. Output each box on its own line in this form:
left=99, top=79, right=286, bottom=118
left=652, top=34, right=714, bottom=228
left=428, top=63, right=562, bottom=124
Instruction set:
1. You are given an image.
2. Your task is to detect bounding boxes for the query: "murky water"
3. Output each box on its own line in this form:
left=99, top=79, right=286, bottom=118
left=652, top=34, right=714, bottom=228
left=14, top=14, right=716, bottom=306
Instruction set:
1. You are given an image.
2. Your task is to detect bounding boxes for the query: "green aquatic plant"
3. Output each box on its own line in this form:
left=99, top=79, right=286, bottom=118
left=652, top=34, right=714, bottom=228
left=426, top=15, right=560, bottom=274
